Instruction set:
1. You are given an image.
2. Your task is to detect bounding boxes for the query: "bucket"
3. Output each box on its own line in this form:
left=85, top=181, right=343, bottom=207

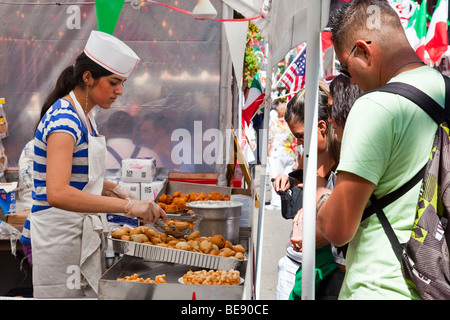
left=186, top=201, right=243, bottom=243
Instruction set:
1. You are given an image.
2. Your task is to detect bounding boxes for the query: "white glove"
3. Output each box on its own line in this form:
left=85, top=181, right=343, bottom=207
left=125, top=199, right=168, bottom=223
left=112, top=185, right=138, bottom=200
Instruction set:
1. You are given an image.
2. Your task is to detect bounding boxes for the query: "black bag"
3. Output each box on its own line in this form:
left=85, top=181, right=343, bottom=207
left=363, top=77, right=450, bottom=300
left=279, top=169, right=303, bottom=219
left=279, top=187, right=303, bottom=219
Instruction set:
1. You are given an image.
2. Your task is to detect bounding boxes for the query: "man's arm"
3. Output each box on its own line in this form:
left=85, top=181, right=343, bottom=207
left=317, top=171, right=376, bottom=247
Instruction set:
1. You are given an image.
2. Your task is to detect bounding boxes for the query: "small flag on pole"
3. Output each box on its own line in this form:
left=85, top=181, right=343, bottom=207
left=279, top=44, right=307, bottom=99
left=425, top=0, right=449, bottom=63
left=242, top=73, right=265, bottom=125
left=404, top=0, right=428, bottom=61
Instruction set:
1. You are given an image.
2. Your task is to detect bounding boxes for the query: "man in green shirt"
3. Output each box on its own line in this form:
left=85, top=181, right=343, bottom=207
left=317, top=0, right=445, bottom=299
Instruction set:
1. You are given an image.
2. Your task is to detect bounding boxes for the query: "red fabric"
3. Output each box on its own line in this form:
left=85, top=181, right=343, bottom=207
left=168, top=178, right=218, bottom=185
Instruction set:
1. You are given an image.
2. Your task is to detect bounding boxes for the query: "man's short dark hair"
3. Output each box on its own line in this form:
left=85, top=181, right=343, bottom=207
left=330, top=0, right=404, bottom=52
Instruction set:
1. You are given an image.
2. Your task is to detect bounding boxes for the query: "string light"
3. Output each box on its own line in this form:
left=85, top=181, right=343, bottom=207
left=0, top=0, right=264, bottom=22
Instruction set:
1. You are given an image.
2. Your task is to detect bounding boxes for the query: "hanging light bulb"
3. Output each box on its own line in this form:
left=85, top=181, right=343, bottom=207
left=192, top=0, right=217, bottom=20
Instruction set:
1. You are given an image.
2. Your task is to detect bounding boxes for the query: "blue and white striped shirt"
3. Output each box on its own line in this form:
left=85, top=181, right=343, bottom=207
left=20, top=98, right=95, bottom=245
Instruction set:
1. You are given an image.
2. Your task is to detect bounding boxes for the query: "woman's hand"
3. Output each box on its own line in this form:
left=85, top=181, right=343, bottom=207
left=125, top=200, right=168, bottom=224
left=272, top=174, right=291, bottom=193
left=109, top=184, right=139, bottom=200
left=290, top=209, right=303, bottom=251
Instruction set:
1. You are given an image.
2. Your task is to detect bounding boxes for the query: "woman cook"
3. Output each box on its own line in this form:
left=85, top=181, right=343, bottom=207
left=30, top=30, right=167, bottom=298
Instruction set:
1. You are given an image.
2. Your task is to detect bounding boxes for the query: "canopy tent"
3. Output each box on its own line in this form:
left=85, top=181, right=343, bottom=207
left=223, top=0, right=331, bottom=299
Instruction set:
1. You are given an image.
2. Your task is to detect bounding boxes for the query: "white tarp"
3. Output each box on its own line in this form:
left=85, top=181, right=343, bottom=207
left=223, top=0, right=330, bottom=66
left=223, top=0, right=331, bottom=300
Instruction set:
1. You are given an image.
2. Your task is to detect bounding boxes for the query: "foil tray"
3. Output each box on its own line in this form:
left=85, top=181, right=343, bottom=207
left=110, top=237, right=245, bottom=270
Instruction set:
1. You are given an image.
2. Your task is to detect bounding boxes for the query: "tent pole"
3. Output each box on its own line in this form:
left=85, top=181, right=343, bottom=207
left=254, top=41, right=272, bottom=300
left=301, top=0, right=322, bottom=300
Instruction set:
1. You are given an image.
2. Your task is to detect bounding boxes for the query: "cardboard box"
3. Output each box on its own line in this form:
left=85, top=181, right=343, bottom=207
left=121, top=158, right=156, bottom=183
left=118, top=181, right=141, bottom=199
left=4, top=209, right=30, bottom=226
left=140, top=180, right=166, bottom=201
left=0, top=182, right=17, bottom=220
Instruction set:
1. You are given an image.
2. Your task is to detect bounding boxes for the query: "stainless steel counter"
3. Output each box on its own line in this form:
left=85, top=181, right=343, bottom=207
left=99, top=230, right=253, bottom=300
left=98, top=254, right=251, bottom=300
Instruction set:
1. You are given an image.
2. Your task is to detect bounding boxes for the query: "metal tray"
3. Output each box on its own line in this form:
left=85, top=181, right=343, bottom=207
left=110, top=237, right=245, bottom=270
left=98, top=255, right=249, bottom=300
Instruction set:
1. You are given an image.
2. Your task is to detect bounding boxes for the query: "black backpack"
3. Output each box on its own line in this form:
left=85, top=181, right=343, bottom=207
left=362, top=76, right=450, bottom=300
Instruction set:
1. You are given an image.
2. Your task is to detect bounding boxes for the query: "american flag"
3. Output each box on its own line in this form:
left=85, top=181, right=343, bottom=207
left=280, top=44, right=307, bottom=97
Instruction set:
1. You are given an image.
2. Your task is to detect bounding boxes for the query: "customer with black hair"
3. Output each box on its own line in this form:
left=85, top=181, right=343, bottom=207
left=317, top=0, right=439, bottom=299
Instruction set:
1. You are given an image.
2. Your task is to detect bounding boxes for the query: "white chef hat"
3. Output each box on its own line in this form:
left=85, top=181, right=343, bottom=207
left=84, top=30, right=140, bottom=78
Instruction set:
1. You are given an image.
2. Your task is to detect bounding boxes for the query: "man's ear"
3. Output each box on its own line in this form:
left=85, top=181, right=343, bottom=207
left=355, top=40, right=373, bottom=66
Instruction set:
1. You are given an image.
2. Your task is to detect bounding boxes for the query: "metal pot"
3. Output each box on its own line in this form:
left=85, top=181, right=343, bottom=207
left=186, top=201, right=243, bottom=243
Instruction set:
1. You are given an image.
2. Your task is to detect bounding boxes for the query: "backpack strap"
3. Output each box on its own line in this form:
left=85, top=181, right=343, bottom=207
left=361, top=164, right=426, bottom=222
left=370, top=194, right=404, bottom=262
left=361, top=75, right=449, bottom=224
left=371, top=77, right=450, bottom=125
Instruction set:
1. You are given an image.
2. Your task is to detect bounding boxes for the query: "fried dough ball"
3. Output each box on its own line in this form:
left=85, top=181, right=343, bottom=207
left=172, top=197, right=187, bottom=210
left=209, top=249, right=219, bottom=255
left=144, top=227, right=159, bottom=239
left=121, top=235, right=131, bottom=241
left=165, top=236, right=177, bottom=242
left=111, top=228, right=127, bottom=239
left=187, top=230, right=201, bottom=240
left=159, top=233, right=167, bottom=243
left=207, top=192, right=224, bottom=201
left=175, top=241, right=190, bottom=250
left=188, top=240, right=201, bottom=251
left=165, top=204, right=178, bottom=212
left=130, top=226, right=146, bottom=235
left=157, top=202, right=167, bottom=211
left=167, top=240, right=180, bottom=247
left=200, top=239, right=213, bottom=254
left=234, top=252, right=245, bottom=260
left=188, top=192, right=197, bottom=201
left=120, top=226, right=131, bottom=234
left=210, top=234, right=226, bottom=249
left=218, top=247, right=236, bottom=257
left=233, top=244, right=246, bottom=253
left=224, top=240, right=233, bottom=249
left=130, top=234, right=149, bottom=243
left=150, top=236, right=162, bottom=245
left=158, top=194, right=169, bottom=204
left=164, top=220, right=189, bottom=234
left=173, top=191, right=182, bottom=197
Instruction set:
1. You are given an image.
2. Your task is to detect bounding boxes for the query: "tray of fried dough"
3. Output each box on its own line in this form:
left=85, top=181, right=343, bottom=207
left=110, top=226, right=246, bottom=270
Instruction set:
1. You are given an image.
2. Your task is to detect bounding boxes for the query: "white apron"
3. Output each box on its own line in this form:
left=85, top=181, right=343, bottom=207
left=31, top=91, right=107, bottom=298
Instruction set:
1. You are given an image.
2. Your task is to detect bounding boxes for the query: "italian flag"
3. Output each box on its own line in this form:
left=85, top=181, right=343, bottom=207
left=425, top=0, right=449, bottom=63
left=242, top=73, right=265, bottom=125
left=405, top=0, right=428, bottom=61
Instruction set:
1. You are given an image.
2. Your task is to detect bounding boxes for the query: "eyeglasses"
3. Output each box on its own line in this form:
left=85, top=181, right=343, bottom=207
left=337, top=41, right=371, bottom=79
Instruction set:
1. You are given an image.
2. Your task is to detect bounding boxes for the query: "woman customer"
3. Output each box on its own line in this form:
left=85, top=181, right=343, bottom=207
left=30, top=30, right=167, bottom=299
left=276, top=75, right=362, bottom=300
left=274, top=80, right=341, bottom=300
